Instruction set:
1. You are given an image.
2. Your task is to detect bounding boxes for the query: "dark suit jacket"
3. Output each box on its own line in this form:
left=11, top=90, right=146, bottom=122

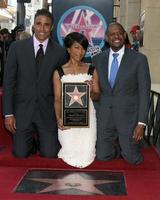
left=3, top=37, right=66, bottom=130
left=92, top=47, right=151, bottom=134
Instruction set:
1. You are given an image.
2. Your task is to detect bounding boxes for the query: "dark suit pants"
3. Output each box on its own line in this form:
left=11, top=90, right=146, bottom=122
left=96, top=114, right=143, bottom=164
left=13, top=110, right=59, bottom=158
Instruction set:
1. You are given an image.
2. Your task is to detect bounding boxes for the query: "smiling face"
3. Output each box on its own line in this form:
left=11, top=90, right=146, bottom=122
left=106, top=23, right=126, bottom=52
left=67, top=42, right=86, bottom=62
left=33, top=15, right=53, bottom=43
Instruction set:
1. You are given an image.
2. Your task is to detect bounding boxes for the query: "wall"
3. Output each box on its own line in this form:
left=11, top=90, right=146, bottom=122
left=119, top=0, right=160, bottom=83
left=140, top=0, right=160, bottom=83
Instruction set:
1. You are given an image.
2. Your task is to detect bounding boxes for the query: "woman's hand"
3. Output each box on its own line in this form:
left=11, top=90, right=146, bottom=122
left=57, top=118, right=69, bottom=131
left=85, top=79, right=93, bottom=92
left=85, top=77, right=100, bottom=101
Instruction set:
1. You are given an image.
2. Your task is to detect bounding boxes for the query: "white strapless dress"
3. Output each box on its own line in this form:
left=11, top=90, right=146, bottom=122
left=58, top=73, right=97, bottom=168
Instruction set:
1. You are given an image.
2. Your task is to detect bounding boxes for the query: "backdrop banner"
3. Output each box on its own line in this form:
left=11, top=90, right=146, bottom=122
left=52, top=0, right=113, bottom=61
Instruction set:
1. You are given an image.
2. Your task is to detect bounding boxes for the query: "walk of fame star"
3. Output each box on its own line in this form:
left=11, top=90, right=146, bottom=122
left=28, top=173, right=119, bottom=195
left=66, top=86, right=86, bottom=106
left=15, top=170, right=127, bottom=195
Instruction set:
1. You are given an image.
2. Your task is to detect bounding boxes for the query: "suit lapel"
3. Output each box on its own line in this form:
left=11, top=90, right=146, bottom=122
left=26, top=37, right=37, bottom=76
left=101, top=50, right=110, bottom=86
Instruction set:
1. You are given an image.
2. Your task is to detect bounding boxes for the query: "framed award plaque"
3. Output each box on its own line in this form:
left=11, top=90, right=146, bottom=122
left=62, top=82, right=89, bottom=127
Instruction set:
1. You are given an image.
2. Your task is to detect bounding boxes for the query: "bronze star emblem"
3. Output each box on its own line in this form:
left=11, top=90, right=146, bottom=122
left=66, top=86, right=86, bottom=106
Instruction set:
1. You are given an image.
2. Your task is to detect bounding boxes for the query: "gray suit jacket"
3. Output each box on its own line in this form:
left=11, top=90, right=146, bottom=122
left=3, top=37, right=66, bottom=130
left=92, top=47, right=151, bottom=134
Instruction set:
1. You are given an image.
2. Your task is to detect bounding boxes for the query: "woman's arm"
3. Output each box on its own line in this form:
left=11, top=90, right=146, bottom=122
left=53, top=70, right=64, bottom=130
left=90, top=68, right=100, bottom=101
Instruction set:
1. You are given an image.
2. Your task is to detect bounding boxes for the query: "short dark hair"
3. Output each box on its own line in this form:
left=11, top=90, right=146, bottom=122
left=0, top=28, right=10, bottom=35
left=106, top=22, right=125, bottom=35
left=34, top=9, right=53, bottom=24
left=64, top=32, right=89, bottom=51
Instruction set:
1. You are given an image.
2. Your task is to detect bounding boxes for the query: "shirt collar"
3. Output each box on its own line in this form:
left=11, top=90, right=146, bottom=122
left=110, top=45, right=125, bottom=56
left=33, top=34, right=49, bottom=48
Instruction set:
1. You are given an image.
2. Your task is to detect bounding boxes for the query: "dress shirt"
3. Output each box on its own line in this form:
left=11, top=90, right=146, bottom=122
left=108, top=45, right=125, bottom=80
left=33, top=34, right=48, bottom=56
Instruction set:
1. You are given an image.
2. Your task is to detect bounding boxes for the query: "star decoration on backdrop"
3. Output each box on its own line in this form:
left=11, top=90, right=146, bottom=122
left=64, top=10, right=97, bottom=45
left=28, top=173, right=119, bottom=195
left=66, top=86, right=86, bottom=106
left=71, top=11, right=93, bottom=44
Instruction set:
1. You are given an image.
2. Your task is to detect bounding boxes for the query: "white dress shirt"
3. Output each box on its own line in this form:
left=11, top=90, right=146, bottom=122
left=33, top=34, right=48, bottom=56
left=108, top=45, right=125, bottom=81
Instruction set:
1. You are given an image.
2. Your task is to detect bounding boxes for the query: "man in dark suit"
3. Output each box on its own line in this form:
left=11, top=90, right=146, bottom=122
left=92, top=22, right=151, bottom=164
left=3, top=9, right=66, bottom=158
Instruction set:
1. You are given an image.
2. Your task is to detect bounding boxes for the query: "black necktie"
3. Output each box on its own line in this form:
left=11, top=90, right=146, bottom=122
left=36, top=44, right=44, bottom=75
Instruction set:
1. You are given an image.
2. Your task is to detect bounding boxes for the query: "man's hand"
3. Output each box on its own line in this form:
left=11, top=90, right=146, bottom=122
left=4, top=116, right=16, bottom=133
left=133, top=124, right=145, bottom=142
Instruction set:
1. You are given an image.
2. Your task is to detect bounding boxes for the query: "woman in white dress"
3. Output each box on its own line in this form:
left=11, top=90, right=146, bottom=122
left=53, top=32, right=100, bottom=168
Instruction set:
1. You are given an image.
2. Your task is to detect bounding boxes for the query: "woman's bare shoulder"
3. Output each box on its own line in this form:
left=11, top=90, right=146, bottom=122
left=80, top=62, right=90, bottom=70
left=61, top=63, right=69, bottom=69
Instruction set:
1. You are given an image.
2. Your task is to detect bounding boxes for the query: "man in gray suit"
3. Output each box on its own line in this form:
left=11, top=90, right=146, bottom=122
left=92, top=22, right=151, bottom=164
left=3, top=9, right=66, bottom=158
